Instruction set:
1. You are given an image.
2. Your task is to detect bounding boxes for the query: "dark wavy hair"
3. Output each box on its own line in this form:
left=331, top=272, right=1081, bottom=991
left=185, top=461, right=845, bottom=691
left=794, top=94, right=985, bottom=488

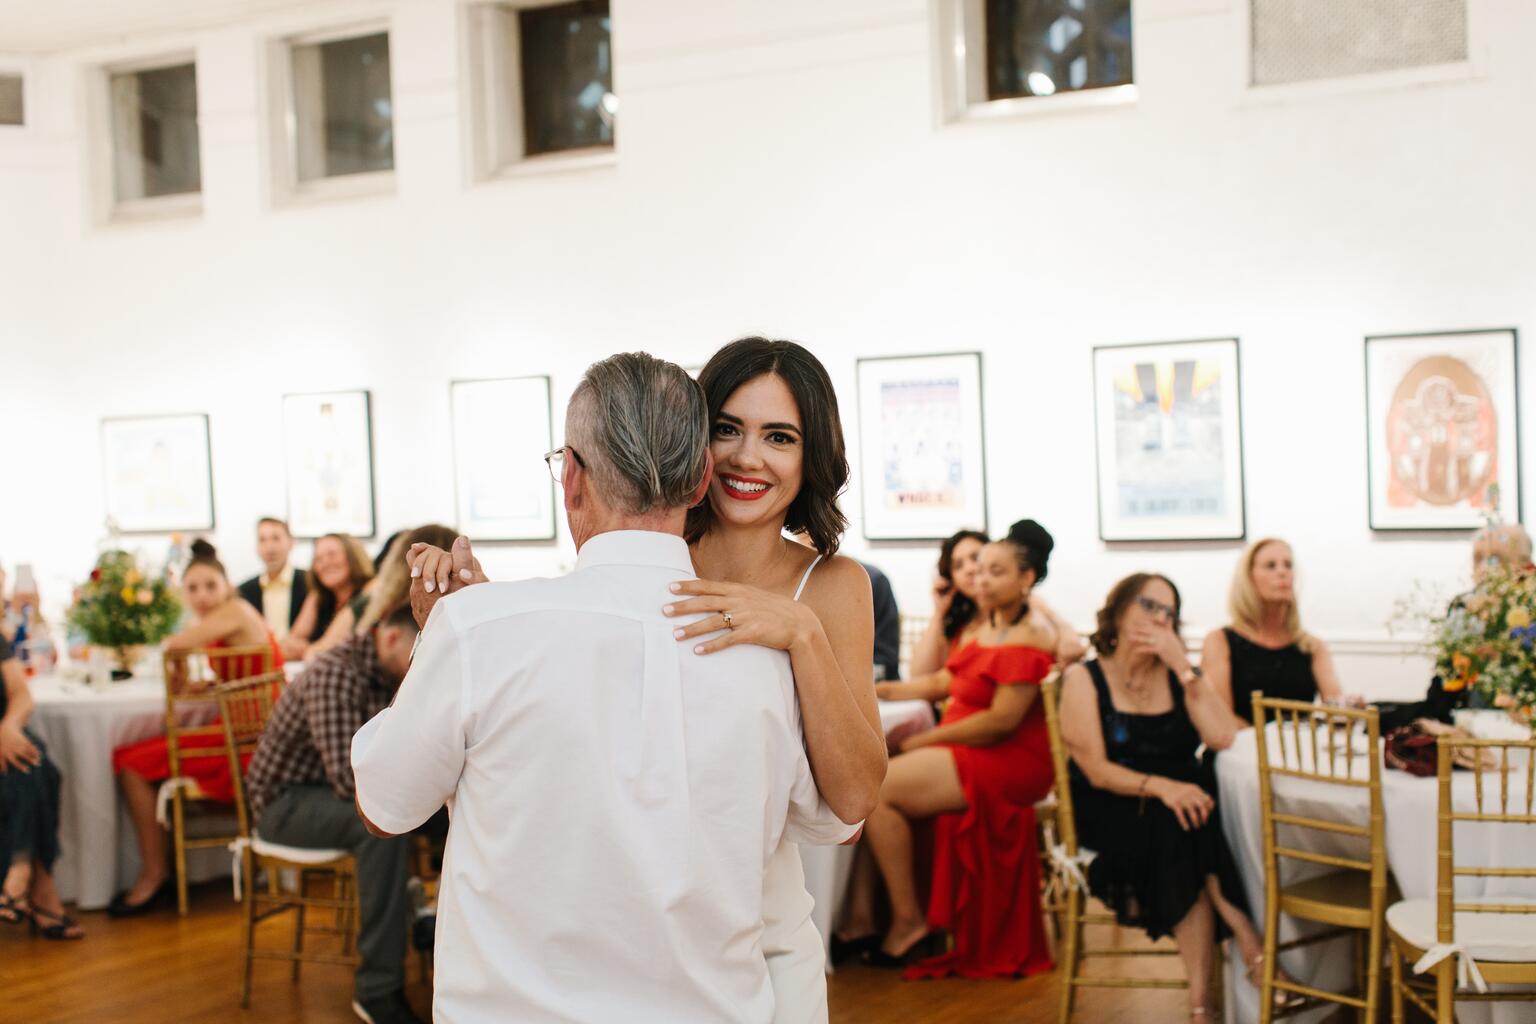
left=684, top=338, right=850, bottom=556
left=1089, top=573, right=1183, bottom=657
left=939, top=529, right=988, bottom=640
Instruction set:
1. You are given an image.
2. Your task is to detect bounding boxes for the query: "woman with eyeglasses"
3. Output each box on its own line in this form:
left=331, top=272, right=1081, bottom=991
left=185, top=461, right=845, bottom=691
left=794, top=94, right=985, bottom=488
left=1200, top=538, right=1342, bottom=725
left=1059, top=573, right=1270, bottom=1024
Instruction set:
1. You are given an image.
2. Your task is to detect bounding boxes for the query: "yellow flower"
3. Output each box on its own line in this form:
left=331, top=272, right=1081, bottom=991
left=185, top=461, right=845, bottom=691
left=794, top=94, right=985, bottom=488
left=1508, top=607, right=1532, bottom=629
left=120, top=586, right=136, bottom=603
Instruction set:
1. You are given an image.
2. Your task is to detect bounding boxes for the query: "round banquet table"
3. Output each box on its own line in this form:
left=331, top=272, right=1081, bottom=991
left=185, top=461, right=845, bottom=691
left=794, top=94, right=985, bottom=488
left=801, top=698, right=936, bottom=970
left=26, top=666, right=305, bottom=910
left=1216, top=723, right=1536, bottom=1024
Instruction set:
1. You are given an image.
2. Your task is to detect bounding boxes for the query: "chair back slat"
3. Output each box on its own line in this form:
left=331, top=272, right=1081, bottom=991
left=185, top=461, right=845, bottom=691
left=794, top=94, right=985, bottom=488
left=1252, top=695, right=1386, bottom=889
left=162, top=645, right=277, bottom=781
left=1436, top=736, right=1536, bottom=944
left=1039, top=674, right=1079, bottom=856
left=214, top=672, right=285, bottom=838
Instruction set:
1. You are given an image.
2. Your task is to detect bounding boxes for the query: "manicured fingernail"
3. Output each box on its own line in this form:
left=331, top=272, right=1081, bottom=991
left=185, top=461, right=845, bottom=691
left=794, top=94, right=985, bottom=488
left=460, top=569, right=473, bottom=581
left=663, top=605, right=674, bottom=616
left=693, top=645, right=705, bottom=654
left=424, top=580, right=435, bottom=593
left=411, top=566, right=421, bottom=578
left=673, top=628, right=685, bottom=639
left=669, top=583, right=681, bottom=593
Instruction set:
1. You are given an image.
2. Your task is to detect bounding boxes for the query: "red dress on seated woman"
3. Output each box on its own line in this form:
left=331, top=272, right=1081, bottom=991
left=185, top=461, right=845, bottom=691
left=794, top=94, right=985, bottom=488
left=111, top=636, right=283, bottom=803
left=906, top=641, right=1056, bottom=980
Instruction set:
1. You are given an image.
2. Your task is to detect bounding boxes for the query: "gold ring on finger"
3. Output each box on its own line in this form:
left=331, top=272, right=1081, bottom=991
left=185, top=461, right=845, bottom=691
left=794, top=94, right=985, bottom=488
left=721, top=611, right=734, bottom=628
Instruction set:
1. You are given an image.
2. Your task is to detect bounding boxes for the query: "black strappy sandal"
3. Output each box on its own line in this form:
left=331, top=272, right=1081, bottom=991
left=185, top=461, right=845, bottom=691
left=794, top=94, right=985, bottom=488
left=0, top=893, right=25, bottom=924
left=27, top=904, right=84, bottom=941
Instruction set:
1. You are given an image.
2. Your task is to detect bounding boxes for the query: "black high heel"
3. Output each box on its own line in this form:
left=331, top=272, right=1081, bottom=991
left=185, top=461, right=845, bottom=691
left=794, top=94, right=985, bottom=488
left=829, top=933, right=879, bottom=965
left=862, top=930, right=940, bottom=968
left=0, top=893, right=26, bottom=924
left=27, top=904, right=83, bottom=940
left=107, top=881, right=172, bottom=918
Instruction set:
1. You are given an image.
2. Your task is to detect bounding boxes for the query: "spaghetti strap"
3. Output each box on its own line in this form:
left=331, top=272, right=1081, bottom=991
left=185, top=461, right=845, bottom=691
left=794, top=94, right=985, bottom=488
left=792, top=554, right=823, bottom=602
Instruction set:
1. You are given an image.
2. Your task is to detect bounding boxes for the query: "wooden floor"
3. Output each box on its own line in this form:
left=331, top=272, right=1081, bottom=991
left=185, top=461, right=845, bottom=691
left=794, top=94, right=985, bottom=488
left=0, top=881, right=1374, bottom=1023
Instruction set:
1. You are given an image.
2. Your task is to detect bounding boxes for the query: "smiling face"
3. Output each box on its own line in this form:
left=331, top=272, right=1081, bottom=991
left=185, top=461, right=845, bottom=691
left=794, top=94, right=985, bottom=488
left=707, top=373, right=805, bottom=531
left=1250, top=541, right=1295, bottom=603
left=311, top=536, right=352, bottom=593
left=975, top=541, right=1034, bottom=612
left=947, top=536, right=985, bottom=599
left=183, top=563, right=227, bottom=617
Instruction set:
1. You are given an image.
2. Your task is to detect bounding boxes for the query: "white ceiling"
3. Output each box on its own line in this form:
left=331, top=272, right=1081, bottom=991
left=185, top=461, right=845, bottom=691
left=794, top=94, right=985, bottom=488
left=0, top=0, right=315, bottom=54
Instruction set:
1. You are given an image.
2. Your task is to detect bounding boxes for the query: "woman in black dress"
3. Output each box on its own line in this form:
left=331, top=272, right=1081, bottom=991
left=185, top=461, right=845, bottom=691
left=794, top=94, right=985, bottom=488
left=1060, top=573, right=1264, bottom=1022
left=0, top=635, right=81, bottom=939
left=1200, top=538, right=1342, bottom=723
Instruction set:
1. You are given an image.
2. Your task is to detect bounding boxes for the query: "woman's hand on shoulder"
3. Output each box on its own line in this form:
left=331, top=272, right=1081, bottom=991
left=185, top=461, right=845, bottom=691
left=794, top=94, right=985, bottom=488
left=665, top=578, right=818, bottom=654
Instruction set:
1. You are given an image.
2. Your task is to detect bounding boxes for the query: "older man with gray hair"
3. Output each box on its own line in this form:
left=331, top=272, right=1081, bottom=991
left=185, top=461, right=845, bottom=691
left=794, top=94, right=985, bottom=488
left=1472, top=522, right=1534, bottom=581
left=351, top=352, right=858, bottom=1024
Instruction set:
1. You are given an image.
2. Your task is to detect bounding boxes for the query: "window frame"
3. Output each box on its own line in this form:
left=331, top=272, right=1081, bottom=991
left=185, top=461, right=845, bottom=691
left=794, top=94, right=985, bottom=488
left=90, top=50, right=204, bottom=226
left=461, top=0, right=617, bottom=185
left=265, top=19, right=398, bottom=207
left=931, top=0, right=1139, bottom=127
left=1236, top=0, right=1487, bottom=106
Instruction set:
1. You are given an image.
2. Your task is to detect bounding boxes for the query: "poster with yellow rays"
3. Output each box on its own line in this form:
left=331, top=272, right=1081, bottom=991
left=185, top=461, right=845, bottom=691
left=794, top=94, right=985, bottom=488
left=1092, top=338, right=1245, bottom=541
left=857, top=352, right=988, bottom=540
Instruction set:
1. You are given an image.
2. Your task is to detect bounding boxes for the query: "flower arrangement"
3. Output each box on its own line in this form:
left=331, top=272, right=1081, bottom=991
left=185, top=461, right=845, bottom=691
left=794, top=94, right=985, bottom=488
left=1423, top=562, right=1536, bottom=721
left=67, top=550, right=182, bottom=672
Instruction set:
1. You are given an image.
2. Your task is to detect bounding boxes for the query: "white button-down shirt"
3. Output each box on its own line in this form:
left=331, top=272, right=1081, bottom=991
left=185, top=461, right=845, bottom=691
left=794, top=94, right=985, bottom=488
left=352, top=530, right=856, bottom=1024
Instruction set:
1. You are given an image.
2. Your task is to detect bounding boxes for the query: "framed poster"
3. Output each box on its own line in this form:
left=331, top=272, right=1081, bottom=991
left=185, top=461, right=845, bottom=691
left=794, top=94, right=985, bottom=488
left=100, top=413, right=215, bottom=533
left=282, top=390, right=376, bottom=539
left=1365, top=329, right=1521, bottom=531
left=1092, top=338, right=1246, bottom=542
left=450, top=376, right=556, bottom=541
left=856, top=352, right=988, bottom=541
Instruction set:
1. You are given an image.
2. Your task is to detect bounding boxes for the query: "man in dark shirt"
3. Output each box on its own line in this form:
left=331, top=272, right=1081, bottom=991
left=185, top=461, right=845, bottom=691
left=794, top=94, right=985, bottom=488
left=236, top=517, right=308, bottom=640
left=244, top=603, right=421, bottom=1024
left=862, top=562, right=901, bottom=682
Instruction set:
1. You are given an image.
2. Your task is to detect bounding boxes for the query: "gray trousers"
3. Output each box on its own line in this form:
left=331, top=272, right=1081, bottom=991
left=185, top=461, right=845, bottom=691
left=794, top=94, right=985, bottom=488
left=257, top=785, right=410, bottom=1001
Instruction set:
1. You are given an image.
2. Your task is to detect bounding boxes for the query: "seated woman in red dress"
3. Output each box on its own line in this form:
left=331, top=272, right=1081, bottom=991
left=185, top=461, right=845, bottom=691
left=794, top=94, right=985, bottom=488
left=858, top=523, right=1060, bottom=977
left=109, top=540, right=282, bottom=916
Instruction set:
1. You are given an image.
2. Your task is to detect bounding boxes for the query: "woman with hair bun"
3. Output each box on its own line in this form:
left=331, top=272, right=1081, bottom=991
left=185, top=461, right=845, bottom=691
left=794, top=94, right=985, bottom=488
left=108, top=540, right=283, bottom=916
left=850, top=524, right=1063, bottom=978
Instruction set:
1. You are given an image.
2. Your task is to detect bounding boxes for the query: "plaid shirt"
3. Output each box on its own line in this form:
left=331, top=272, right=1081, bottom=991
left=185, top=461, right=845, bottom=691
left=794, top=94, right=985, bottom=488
left=246, top=632, right=395, bottom=822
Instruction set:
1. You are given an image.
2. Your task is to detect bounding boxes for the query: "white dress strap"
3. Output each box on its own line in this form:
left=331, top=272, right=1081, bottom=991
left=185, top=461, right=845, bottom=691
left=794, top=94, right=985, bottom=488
left=792, top=554, right=823, bottom=602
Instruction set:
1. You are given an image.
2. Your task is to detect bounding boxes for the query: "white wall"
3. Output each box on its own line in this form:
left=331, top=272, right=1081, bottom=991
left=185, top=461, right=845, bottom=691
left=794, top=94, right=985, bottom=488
left=4, top=0, right=1533, bottom=699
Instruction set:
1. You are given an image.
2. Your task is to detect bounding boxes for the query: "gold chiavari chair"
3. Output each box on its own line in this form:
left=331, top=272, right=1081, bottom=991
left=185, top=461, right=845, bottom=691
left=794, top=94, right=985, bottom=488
left=1252, top=695, right=1391, bottom=1023
left=1387, top=733, right=1536, bottom=1023
left=215, top=674, right=360, bottom=1009
left=162, top=644, right=277, bottom=915
left=1041, top=676, right=1220, bottom=1023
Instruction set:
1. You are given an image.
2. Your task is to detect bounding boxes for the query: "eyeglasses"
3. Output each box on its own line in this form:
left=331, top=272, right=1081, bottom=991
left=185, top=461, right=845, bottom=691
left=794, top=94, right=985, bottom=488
left=1135, top=594, right=1177, bottom=622
left=543, top=446, right=587, bottom=484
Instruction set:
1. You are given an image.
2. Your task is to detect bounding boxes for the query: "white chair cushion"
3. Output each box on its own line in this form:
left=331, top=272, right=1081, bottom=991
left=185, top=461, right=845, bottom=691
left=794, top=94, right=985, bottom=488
left=1387, top=898, right=1536, bottom=963
left=250, top=836, right=351, bottom=866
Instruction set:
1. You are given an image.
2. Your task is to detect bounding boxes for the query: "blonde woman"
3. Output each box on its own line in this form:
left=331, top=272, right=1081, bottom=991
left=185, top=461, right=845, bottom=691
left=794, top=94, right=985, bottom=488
left=355, top=525, right=457, bottom=633
left=1200, top=538, right=1342, bottom=724
left=281, top=533, right=375, bottom=661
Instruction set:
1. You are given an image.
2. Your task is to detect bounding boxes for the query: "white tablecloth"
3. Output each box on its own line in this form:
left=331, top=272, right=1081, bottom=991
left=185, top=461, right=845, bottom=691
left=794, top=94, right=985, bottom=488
left=1216, top=724, right=1536, bottom=1024
left=801, top=699, right=936, bottom=969
left=29, top=672, right=228, bottom=909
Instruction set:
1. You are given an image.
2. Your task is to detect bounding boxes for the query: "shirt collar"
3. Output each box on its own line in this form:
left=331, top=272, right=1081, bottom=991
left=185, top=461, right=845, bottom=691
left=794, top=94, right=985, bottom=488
left=575, top=530, right=694, bottom=577
left=260, top=564, right=291, bottom=588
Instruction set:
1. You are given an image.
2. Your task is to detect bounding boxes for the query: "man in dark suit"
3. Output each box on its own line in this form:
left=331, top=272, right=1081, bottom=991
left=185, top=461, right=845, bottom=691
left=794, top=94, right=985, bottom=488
left=238, top=517, right=307, bottom=641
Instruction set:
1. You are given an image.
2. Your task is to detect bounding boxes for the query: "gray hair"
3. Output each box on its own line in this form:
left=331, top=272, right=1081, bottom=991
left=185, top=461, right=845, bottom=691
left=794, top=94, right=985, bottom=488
left=566, top=353, right=709, bottom=515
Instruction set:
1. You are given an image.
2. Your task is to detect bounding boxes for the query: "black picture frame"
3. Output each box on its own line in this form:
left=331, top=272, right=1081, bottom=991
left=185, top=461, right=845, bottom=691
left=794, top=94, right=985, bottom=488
left=855, top=351, right=989, bottom=542
left=1363, top=328, right=1521, bottom=532
left=1091, top=337, right=1247, bottom=543
left=99, top=412, right=216, bottom=533
left=281, top=389, right=377, bottom=540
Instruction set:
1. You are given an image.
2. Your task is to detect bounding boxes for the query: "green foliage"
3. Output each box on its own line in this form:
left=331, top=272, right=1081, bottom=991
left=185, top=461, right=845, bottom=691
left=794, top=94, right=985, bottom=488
left=66, top=550, right=182, bottom=648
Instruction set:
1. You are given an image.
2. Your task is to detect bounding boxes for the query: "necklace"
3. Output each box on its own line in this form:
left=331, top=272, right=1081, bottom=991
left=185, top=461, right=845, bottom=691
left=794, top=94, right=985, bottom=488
left=988, top=601, right=1029, bottom=631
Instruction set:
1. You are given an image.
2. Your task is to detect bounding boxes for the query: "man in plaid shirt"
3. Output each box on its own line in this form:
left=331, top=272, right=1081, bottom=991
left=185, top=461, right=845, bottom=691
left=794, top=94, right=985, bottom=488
left=245, top=602, right=424, bottom=1024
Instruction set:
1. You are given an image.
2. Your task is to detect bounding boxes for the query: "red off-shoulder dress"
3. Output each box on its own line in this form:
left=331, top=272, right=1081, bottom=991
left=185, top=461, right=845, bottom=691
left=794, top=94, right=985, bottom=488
left=906, top=641, right=1056, bottom=980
